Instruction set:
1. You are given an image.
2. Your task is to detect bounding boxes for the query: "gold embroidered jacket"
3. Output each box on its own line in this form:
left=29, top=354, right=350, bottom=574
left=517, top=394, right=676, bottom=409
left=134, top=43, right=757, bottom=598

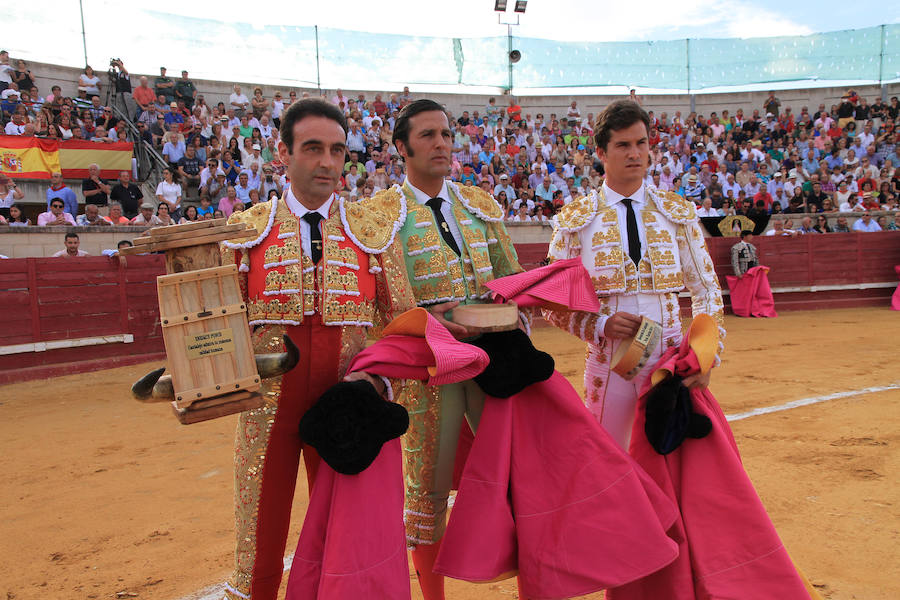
left=546, top=186, right=726, bottom=359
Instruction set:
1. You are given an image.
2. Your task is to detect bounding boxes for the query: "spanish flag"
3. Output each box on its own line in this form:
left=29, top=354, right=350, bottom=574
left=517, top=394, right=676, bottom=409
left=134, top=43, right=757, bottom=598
left=0, top=135, right=60, bottom=179
left=0, top=135, right=133, bottom=180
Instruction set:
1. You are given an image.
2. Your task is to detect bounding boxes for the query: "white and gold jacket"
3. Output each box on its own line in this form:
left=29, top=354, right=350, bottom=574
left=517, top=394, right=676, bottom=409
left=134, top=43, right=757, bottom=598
left=545, top=186, right=725, bottom=360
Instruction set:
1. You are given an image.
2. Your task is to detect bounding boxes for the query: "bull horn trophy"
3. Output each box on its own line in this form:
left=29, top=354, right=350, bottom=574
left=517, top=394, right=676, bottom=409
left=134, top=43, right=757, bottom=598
left=122, top=219, right=298, bottom=424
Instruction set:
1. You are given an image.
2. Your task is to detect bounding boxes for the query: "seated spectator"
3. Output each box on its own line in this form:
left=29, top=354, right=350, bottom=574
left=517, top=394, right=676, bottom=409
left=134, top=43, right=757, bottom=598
left=180, top=205, right=200, bottom=223
left=131, top=202, right=162, bottom=225
left=178, top=144, right=203, bottom=202
left=839, top=193, right=865, bottom=212
left=53, top=232, right=89, bottom=257
left=162, top=131, right=187, bottom=167
left=234, top=171, right=254, bottom=204
left=218, top=185, right=240, bottom=217
left=109, top=171, right=143, bottom=219
left=104, top=202, right=131, bottom=225
left=38, top=198, right=77, bottom=226
left=813, top=215, right=833, bottom=233
left=851, top=212, right=882, bottom=232
left=696, top=198, right=721, bottom=217
left=82, top=163, right=111, bottom=214
left=821, top=197, right=839, bottom=213
left=197, top=195, right=215, bottom=218
left=0, top=176, right=25, bottom=218
left=683, top=173, right=706, bottom=203
left=4, top=112, right=25, bottom=135
left=155, top=167, right=183, bottom=219
left=76, top=203, right=111, bottom=226
left=878, top=215, right=898, bottom=231
left=796, top=216, right=818, bottom=234
left=507, top=204, right=534, bottom=222
left=7, top=203, right=30, bottom=226
left=833, top=216, right=851, bottom=232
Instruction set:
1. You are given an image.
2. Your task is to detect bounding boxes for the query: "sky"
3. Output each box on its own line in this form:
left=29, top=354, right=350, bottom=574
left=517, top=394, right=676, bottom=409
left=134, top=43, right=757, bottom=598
left=5, top=0, right=899, bottom=93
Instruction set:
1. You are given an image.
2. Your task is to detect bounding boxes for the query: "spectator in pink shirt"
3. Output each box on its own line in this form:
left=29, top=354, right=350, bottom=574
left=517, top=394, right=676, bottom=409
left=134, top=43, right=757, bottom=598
left=52, top=232, right=89, bottom=257
left=37, top=198, right=77, bottom=226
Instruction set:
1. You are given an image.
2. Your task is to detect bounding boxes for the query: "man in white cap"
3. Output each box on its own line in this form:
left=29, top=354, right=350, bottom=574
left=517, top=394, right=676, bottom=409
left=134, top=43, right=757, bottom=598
left=766, top=171, right=784, bottom=197
left=684, top=172, right=706, bottom=204
left=783, top=169, right=799, bottom=198
left=493, top=172, right=517, bottom=200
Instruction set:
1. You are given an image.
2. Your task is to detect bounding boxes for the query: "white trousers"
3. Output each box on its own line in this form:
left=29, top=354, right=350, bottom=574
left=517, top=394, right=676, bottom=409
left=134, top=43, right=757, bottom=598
left=584, top=292, right=683, bottom=450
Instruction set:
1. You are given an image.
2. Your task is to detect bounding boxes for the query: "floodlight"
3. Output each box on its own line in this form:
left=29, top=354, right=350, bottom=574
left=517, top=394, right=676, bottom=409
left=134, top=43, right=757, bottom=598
left=494, top=0, right=508, bottom=11
left=514, top=0, right=527, bottom=13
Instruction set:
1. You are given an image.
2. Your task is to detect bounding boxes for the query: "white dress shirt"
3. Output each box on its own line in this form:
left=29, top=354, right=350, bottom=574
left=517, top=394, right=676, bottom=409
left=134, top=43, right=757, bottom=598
left=593, top=182, right=649, bottom=258
left=283, top=187, right=334, bottom=258
left=403, top=178, right=465, bottom=252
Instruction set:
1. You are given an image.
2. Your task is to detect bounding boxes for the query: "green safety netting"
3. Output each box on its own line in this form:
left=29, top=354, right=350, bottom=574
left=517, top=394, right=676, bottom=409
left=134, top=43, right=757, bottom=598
left=5, top=4, right=898, bottom=92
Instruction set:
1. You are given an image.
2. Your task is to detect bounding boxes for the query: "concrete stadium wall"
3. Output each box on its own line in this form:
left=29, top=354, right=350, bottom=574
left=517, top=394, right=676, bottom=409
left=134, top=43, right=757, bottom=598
left=21, top=60, right=900, bottom=124
left=2, top=215, right=895, bottom=260
left=0, top=226, right=149, bottom=258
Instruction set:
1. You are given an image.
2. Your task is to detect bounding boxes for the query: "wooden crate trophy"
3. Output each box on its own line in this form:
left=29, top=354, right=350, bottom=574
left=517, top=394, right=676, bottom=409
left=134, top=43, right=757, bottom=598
left=122, top=219, right=298, bottom=424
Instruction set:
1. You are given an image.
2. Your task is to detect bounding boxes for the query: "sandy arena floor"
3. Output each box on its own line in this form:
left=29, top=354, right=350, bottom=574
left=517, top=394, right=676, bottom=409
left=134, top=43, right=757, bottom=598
left=1, top=307, right=898, bottom=600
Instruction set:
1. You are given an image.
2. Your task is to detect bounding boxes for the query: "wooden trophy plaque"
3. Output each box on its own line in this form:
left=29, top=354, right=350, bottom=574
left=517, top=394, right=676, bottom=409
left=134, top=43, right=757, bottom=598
left=121, top=219, right=264, bottom=423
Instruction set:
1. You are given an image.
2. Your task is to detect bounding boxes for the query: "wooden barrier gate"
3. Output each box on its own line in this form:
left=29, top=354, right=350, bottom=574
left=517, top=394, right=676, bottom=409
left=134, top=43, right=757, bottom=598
left=0, top=255, right=166, bottom=384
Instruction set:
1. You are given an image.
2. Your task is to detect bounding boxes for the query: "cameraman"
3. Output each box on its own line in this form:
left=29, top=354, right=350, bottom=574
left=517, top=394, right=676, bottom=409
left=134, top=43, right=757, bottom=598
left=109, top=58, right=134, bottom=118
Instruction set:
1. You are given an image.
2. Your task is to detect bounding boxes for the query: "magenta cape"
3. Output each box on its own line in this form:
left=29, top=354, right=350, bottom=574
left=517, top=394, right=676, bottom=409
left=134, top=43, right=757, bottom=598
left=892, top=265, right=900, bottom=311
left=285, top=310, right=489, bottom=600
left=608, top=320, right=811, bottom=600
left=486, top=256, right=600, bottom=312
left=434, top=371, right=680, bottom=599
left=725, top=265, right=777, bottom=318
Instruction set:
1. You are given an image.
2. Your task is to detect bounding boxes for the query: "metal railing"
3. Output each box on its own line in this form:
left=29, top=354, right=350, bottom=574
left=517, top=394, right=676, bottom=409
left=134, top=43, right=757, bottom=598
left=106, top=96, right=168, bottom=193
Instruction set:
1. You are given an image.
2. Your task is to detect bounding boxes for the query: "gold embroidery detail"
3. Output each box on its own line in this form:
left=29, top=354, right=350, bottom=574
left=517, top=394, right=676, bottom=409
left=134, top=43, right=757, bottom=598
left=646, top=227, right=673, bottom=245
left=591, top=228, right=621, bottom=247
left=456, top=184, right=504, bottom=221
left=594, top=247, right=624, bottom=269
left=226, top=200, right=273, bottom=244
left=342, top=187, right=404, bottom=251
left=406, top=234, right=424, bottom=255
left=554, top=194, right=596, bottom=230
left=653, top=270, right=684, bottom=289
left=649, top=248, right=676, bottom=267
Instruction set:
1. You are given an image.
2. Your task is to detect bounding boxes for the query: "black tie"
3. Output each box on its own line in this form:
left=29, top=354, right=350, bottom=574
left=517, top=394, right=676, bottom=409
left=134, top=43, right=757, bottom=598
left=425, top=197, right=461, bottom=256
left=622, top=198, right=642, bottom=267
left=302, top=212, right=324, bottom=264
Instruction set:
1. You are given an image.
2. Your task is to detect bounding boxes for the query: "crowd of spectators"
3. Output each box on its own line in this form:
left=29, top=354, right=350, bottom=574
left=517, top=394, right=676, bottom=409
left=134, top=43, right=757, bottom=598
left=1, top=50, right=899, bottom=235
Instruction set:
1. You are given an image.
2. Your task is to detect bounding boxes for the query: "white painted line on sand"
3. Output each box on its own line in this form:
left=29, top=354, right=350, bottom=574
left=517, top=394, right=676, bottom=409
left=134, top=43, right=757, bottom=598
left=726, top=383, right=900, bottom=422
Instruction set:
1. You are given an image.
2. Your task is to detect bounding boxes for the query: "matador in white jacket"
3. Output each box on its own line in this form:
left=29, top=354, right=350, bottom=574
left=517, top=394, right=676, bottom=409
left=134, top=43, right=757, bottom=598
left=544, top=100, right=725, bottom=449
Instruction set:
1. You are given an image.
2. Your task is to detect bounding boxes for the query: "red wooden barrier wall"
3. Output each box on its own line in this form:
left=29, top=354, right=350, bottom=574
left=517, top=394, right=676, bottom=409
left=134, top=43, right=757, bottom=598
left=0, top=232, right=896, bottom=383
left=0, top=255, right=166, bottom=383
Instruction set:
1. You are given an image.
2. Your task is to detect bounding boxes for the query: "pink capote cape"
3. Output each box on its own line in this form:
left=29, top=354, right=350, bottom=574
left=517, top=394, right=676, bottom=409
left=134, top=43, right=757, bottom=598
left=725, top=265, right=777, bottom=318
left=607, top=314, right=812, bottom=600
left=434, top=371, right=680, bottom=599
left=892, top=265, right=900, bottom=311
left=485, top=256, right=601, bottom=312
left=434, top=260, right=680, bottom=599
left=285, top=309, right=489, bottom=600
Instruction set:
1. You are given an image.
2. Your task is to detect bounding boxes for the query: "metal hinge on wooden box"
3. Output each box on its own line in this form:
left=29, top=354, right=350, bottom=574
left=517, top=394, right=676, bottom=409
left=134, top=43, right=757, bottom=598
left=123, top=219, right=299, bottom=424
